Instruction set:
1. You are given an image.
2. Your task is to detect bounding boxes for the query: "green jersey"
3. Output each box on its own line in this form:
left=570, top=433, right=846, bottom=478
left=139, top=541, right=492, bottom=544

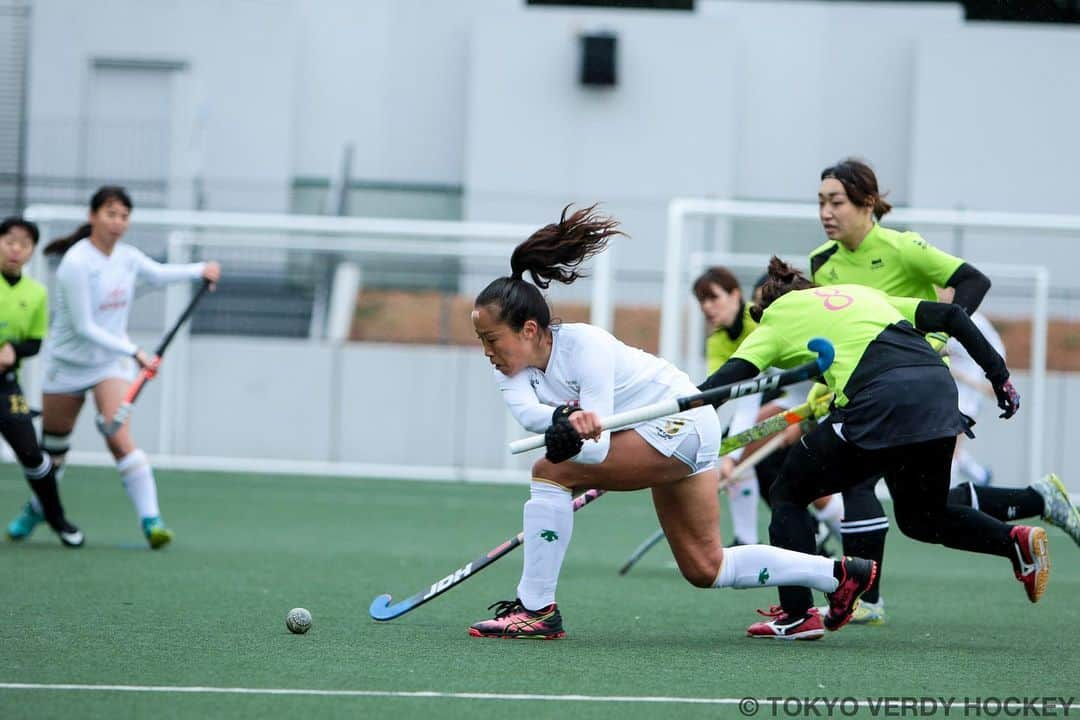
left=0, top=275, right=47, bottom=372
left=705, top=303, right=757, bottom=374
left=809, top=224, right=964, bottom=301
left=731, top=284, right=935, bottom=406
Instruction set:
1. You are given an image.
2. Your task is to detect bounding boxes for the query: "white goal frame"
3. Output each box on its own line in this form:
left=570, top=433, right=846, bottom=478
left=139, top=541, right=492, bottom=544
left=22, top=204, right=616, bottom=483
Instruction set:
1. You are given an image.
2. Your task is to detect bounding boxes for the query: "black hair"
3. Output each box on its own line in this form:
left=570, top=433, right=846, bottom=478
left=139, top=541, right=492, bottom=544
left=44, top=185, right=133, bottom=256
left=474, top=203, right=624, bottom=331
left=691, top=266, right=741, bottom=302
left=0, top=216, right=39, bottom=245
left=820, top=158, right=892, bottom=221
left=749, top=256, right=816, bottom=323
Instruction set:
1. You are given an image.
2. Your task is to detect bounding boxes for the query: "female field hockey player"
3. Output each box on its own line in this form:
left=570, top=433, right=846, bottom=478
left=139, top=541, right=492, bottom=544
left=692, top=267, right=842, bottom=549
left=6, top=186, right=220, bottom=549
left=467, top=205, right=875, bottom=642
left=699, top=257, right=1049, bottom=639
left=0, top=217, right=83, bottom=547
left=808, top=158, right=1078, bottom=624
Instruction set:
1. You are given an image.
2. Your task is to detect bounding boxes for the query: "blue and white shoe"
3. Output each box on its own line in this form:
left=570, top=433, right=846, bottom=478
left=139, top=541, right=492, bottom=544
left=1031, top=474, right=1080, bottom=548
left=141, top=516, right=174, bottom=550
left=7, top=501, right=43, bottom=541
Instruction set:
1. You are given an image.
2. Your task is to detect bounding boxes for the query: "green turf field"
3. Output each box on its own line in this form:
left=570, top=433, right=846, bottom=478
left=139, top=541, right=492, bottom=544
left=1, top=468, right=1076, bottom=719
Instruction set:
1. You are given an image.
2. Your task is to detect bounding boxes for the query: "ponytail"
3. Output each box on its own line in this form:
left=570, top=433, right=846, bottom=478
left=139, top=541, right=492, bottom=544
left=43, top=223, right=91, bottom=256
left=750, top=256, right=815, bottom=321
left=821, top=158, right=891, bottom=221
left=45, top=184, right=134, bottom=257
left=476, top=204, right=624, bottom=331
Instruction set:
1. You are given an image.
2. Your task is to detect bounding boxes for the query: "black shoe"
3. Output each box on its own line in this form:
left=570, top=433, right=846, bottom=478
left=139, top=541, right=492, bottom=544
left=57, top=521, right=84, bottom=548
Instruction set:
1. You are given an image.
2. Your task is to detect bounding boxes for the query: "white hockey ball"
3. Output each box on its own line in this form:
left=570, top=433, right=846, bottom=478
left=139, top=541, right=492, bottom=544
left=286, top=607, right=312, bottom=634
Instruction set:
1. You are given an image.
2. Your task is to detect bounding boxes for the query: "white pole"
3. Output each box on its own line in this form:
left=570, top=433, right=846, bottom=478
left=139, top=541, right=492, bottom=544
left=659, top=199, right=688, bottom=364
left=589, top=244, right=614, bottom=331
left=326, top=262, right=362, bottom=343
left=1030, top=267, right=1049, bottom=482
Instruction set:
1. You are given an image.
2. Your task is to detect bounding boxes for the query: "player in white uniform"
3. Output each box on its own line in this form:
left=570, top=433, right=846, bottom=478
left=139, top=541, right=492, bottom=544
left=6, top=186, right=220, bottom=549
left=467, top=204, right=876, bottom=641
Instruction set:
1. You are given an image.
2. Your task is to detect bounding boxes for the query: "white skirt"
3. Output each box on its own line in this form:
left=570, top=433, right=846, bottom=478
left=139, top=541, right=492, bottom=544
left=633, top=404, right=721, bottom=475
left=41, top=355, right=137, bottom=395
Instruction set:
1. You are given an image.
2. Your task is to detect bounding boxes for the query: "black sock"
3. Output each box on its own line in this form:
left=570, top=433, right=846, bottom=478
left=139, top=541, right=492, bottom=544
left=840, top=527, right=887, bottom=603
left=769, top=503, right=818, bottom=615
left=27, top=469, right=67, bottom=531
left=949, top=482, right=1043, bottom=521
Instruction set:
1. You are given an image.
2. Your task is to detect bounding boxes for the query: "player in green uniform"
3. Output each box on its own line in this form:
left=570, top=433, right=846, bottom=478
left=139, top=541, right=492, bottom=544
left=809, top=159, right=1077, bottom=624
left=699, top=258, right=1047, bottom=639
left=693, top=267, right=843, bottom=549
left=0, top=217, right=82, bottom=547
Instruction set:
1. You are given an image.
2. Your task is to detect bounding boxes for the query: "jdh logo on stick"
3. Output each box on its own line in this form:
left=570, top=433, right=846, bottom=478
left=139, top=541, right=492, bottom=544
left=422, top=563, right=474, bottom=599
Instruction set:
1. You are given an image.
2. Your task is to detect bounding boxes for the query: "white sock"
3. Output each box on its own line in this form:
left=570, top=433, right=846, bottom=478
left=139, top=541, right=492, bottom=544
left=516, top=480, right=573, bottom=611
left=713, top=544, right=838, bottom=592
left=956, top=450, right=990, bottom=485
left=727, top=475, right=760, bottom=544
left=812, top=494, right=844, bottom=540
left=116, top=449, right=160, bottom=519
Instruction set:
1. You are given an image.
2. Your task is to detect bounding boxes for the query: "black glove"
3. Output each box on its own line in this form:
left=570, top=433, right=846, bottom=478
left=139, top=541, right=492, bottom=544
left=545, top=404, right=583, bottom=463
left=990, top=374, right=1020, bottom=419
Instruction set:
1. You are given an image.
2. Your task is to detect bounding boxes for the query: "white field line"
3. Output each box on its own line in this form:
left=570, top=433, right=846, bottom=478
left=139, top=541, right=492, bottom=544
left=1, top=684, right=1076, bottom=713
left=0, top=683, right=738, bottom=705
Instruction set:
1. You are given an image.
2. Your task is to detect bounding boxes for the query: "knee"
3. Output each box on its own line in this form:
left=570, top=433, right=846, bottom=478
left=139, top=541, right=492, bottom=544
left=679, top=556, right=720, bottom=589
left=531, top=458, right=579, bottom=490
left=895, top=509, right=940, bottom=543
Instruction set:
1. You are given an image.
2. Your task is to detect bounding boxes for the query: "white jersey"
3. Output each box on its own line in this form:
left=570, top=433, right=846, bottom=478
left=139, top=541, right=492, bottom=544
left=44, top=239, right=205, bottom=367
left=495, top=323, right=700, bottom=464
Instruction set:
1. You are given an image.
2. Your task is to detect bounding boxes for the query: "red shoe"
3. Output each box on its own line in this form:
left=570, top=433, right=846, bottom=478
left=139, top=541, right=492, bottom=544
left=747, top=605, right=825, bottom=641
left=825, top=557, right=878, bottom=631
left=468, top=599, right=566, bottom=639
left=1009, top=526, right=1050, bottom=603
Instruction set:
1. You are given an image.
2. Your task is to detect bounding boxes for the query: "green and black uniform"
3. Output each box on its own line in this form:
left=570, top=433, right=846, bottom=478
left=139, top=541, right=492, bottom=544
left=0, top=272, right=72, bottom=533
left=699, top=284, right=1020, bottom=616
left=810, top=225, right=992, bottom=603
left=706, top=302, right=790, bottom=507
left=809, top=224, right=987, bottom=313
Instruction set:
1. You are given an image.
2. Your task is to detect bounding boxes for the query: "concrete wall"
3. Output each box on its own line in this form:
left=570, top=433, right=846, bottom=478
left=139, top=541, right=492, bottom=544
left=43, top=336, right=1077, bottom=492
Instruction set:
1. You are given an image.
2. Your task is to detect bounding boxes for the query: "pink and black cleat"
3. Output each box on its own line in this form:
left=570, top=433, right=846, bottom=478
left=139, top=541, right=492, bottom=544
left=1009, top=525, right=1050, bottom=603
left=824, top=556, right=878, bottom=631
left=468, top=599, right=566, bottom=639
left=747, top=605, right=825, bottom=641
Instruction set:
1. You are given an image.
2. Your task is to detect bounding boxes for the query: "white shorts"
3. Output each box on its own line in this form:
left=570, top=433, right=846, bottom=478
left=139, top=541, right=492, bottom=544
left=634, top=404, right=721, bottom=475
left=42, top=356, right=137, bottom=396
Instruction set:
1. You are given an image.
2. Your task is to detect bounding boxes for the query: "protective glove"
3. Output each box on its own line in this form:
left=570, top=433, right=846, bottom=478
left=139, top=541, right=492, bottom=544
left=545, top=403, right=584, bottom=463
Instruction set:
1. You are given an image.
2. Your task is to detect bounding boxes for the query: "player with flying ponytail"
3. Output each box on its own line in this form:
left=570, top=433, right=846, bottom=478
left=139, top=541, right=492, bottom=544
left=467, top=204, right=875, bottom=642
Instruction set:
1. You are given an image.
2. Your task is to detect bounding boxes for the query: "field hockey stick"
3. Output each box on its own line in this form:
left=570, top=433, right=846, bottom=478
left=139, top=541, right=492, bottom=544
left=369, top=488, right=605, bottom=621
left=617, top=425, right=795, bottom=576
left=95, top=280, right=211, bottom=437
left=508, top=337, right=835, bottom=455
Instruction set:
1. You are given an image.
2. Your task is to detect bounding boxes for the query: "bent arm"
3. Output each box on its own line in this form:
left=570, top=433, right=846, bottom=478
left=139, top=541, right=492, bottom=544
left=914, top=301, right=1007, bottom=382
left=58, top=266, right=137, bottom=356
left=945, top=262, right=992, bottom=314
left=498, top=371, right=555, bottom=434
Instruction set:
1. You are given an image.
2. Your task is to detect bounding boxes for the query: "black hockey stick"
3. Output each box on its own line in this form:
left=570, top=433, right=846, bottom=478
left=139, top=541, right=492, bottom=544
left=95, top=280, right=211, bottom=437
left=369, top=488, right=605, bottom=621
